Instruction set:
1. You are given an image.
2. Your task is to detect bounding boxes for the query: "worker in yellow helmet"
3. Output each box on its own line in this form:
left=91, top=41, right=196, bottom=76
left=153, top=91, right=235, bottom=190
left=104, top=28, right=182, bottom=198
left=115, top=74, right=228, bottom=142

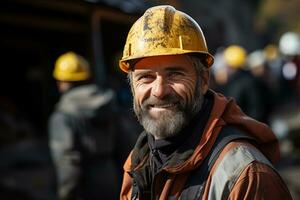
left=118, top=5, right=291, bottom=200
left=223, top=45, right=270, bottom=122
left=49, top=52, right=120, bottom=200
left=52, top=51, right=91, bottom=92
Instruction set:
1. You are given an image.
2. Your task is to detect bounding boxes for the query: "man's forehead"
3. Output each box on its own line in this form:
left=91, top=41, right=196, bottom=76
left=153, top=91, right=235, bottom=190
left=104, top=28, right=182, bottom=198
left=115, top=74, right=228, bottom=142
left=133, top=54, right=193, bottom=71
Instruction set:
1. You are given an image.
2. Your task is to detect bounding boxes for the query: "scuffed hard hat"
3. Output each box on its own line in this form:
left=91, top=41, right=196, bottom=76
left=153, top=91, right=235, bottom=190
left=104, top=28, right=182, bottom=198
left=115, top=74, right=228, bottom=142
left=119, top=5, right=214, bottom=73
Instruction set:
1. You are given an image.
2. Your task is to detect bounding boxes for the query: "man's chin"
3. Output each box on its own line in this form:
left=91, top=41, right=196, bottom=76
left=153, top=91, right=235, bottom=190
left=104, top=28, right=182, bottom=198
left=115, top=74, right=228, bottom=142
left=141, top=110, right=187, bottom=139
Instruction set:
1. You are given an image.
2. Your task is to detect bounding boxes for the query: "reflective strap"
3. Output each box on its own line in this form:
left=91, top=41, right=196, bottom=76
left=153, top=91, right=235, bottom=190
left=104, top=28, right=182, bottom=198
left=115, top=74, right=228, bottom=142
left=208, top=145, right=273, bottom=200
left=178, top=126, right=254, bottom=200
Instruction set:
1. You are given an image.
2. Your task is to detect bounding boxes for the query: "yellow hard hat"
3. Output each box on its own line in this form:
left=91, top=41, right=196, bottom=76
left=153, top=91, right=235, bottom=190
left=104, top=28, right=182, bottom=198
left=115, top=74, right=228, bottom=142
left=223, top=45, right=247, bottom=68
left=119, top=5, right=214, bottom=73
left=264, top=44, right=279, bottom=60
left=53, top=52, right=90, bottom=81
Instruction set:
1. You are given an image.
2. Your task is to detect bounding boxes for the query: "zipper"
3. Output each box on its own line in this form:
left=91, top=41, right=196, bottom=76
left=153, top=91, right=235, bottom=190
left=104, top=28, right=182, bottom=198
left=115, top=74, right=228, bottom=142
left=131, top=179, right=138, bottom=200
left=131, top=172, right=143, bottom=200
left=150, top=148, right=159, bottom=200
left=150, top=148, right=171, bottom=200
left=151, top=170, right=168, bottom=200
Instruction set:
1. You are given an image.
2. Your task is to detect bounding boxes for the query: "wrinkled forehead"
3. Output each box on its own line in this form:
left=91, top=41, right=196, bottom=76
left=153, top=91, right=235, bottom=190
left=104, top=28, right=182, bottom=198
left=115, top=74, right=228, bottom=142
left=133, top=54, right=194, bottom=71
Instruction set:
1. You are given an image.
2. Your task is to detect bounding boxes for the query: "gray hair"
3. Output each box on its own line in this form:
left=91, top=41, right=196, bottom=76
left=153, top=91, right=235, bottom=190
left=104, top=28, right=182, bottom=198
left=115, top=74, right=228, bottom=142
left=191, top=57, right=208, bottom=80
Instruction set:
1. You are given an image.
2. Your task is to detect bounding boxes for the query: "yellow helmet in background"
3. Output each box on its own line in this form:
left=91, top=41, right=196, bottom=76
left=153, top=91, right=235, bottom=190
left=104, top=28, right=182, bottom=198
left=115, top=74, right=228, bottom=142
left=264, top=44, right=279, bottom=60
left=119, top=5, right=214, bottom=73
left=224, top=45, right=247, bottom=68
left=53, top=52, right=90, bottom=81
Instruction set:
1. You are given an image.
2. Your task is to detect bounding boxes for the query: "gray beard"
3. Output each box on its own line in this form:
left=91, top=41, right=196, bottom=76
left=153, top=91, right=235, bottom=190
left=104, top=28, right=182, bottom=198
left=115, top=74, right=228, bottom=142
left=133, top=87, right=204, bottom=139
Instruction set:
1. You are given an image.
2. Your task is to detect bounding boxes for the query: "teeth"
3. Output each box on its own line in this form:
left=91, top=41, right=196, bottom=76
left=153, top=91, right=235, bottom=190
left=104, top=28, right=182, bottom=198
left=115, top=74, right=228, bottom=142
left=153, top=104, right=174, bottom=108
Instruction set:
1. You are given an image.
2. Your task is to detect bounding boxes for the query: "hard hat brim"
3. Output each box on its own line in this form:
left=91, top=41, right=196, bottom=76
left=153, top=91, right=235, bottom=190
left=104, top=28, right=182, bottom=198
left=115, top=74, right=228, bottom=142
left=119, top=50, right=214, bottom=73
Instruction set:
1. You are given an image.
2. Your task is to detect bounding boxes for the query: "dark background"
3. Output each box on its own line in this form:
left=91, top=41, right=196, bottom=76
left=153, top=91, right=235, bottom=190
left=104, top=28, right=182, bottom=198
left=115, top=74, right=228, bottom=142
left=0, top=0, right=299, bottom=199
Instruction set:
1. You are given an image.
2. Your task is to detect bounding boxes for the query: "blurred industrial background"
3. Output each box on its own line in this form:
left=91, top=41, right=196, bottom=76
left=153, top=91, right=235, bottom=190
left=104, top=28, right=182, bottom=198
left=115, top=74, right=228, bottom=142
left=1, top=0, right=300, bottom=199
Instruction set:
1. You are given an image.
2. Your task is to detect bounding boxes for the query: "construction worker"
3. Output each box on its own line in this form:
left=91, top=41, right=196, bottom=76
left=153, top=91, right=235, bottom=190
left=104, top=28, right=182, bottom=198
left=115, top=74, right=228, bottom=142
left=272, top=32, right=300, bottom=199
left=223, top=45, right=269, bottom=122
left=279, top=32, right=300, bottom=101
left=48, top=52, right=119, bottom=200
left=118, top=5, right=292, bottom=200
left=210, top=48, right=229, bottom=94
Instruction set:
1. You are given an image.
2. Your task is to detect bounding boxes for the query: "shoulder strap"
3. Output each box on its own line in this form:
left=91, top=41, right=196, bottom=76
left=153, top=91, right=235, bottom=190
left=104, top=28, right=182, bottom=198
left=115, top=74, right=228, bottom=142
left=207, top=126, right=254, bottom=172
left=179, top=126, right=255, bottom=200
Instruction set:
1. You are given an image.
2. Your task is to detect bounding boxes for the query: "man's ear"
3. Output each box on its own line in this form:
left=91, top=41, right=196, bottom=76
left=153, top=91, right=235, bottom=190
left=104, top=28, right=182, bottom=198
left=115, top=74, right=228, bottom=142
left=201, top=69, right=210, bottom=94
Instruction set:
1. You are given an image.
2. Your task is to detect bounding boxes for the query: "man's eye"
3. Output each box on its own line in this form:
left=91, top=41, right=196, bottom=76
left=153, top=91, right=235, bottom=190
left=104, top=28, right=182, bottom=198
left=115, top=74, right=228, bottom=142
left=169, top=71, right=184, bottom=77
left=138, top=75, right=154, bottom=81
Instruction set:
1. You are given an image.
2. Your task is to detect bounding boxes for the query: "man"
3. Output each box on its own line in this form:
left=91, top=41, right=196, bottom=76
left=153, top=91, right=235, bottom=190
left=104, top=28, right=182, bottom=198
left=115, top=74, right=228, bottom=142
left=223, top=45, right=269, bottom=123
left=49, top=52, right=120, bottom=200
left=118, top=5, right=292, bottom=200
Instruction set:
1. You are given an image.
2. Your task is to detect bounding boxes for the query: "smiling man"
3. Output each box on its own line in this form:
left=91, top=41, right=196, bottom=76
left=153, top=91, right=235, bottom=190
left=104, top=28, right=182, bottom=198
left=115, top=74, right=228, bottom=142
left=132, top=55, right=207, bottom=140
left=119, top=5, right=292, bottom=200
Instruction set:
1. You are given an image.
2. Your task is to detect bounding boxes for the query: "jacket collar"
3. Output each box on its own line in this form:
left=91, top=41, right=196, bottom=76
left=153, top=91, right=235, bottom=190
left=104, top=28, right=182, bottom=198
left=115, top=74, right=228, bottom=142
left=125, top=89, right=280, bottom=174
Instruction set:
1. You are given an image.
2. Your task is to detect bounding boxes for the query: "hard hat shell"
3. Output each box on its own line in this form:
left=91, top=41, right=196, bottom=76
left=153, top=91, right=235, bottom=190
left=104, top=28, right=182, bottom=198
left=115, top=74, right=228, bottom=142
left=53, top=52, right=90, bottom=81
left=264, top=44, right=279, bottom=60
left=119, top=5, right=214, bottom=73
left=247, top=50, right=265, bottom=69
left=224, top=45, right=247, bottom=68
left=279, top=32, right=300, bottom=56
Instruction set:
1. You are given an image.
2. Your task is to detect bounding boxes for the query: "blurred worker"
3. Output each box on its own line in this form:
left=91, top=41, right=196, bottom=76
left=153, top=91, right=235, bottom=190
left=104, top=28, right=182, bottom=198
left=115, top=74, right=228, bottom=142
left=210, top=47, right=229, bottom=94
left=223, top=45, right=268, bottom=122
left=48, top=52, right=119, bottom=200
left=271, top=103, right=300, bottom=200
left=279, top=32, right=300, bottom=101
left=247, top=50, right=266, bottom=77
left=118, top=5, right=292, bottom=200
left=264, top=44, right=283, bottom=82
left=272, top=32, right=300, bottom=200
left=247, top=50, right=276, bottom=122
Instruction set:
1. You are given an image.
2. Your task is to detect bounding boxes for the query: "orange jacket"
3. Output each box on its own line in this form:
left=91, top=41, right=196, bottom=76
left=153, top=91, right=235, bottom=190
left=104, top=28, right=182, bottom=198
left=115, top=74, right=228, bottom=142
left=120, top=90, right=292, bottom=200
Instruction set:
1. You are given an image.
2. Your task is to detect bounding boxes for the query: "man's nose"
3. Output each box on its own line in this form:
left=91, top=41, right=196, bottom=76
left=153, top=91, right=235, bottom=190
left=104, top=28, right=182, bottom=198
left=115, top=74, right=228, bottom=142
left=152, top=76, right=171, bottom=99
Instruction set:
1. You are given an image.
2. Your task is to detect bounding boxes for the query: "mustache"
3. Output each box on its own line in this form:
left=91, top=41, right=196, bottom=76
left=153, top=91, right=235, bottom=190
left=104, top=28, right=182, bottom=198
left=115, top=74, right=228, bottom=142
left=141, top=94, right=184, bottom=109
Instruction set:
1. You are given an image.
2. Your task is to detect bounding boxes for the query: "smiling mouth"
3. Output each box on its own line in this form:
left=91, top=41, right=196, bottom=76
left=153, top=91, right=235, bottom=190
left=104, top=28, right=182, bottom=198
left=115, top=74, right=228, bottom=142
left=149, top=103, right=178, bottom=109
